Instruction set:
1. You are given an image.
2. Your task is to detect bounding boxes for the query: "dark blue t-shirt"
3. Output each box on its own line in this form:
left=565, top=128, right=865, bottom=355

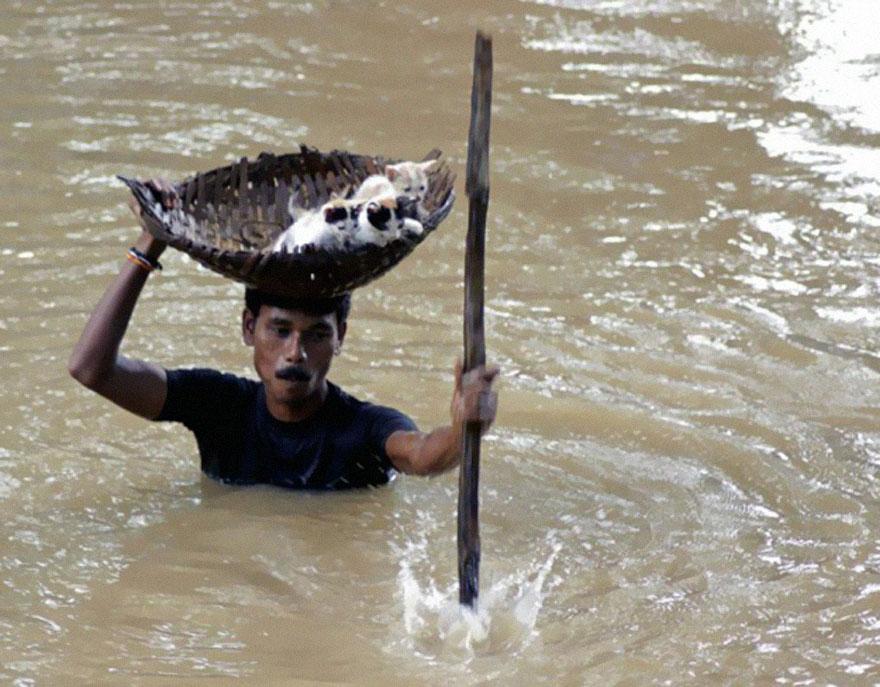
left=155, top=368, right=417, bottom=490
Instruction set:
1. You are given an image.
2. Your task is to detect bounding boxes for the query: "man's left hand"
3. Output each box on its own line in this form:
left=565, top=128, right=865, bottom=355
left=451, top=359, right=500, bottom=436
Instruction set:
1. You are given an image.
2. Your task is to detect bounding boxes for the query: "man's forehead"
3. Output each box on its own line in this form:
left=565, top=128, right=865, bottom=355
left=260, top=305, right=336, bottom=328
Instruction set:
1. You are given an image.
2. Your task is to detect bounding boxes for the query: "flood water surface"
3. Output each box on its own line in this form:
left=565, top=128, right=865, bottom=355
left=2, top=1, right=880, bottom=684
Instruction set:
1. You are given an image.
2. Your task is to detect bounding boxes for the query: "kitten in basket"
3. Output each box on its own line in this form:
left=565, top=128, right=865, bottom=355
left=271, top=195, right=422, bottom=253
left=272, top=159, right=435, bottom=253
left=352, top=159, right=438, bottom=221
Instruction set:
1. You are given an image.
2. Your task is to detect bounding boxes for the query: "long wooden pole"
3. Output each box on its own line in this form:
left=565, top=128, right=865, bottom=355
left=458, top=31, right=492, bottom=608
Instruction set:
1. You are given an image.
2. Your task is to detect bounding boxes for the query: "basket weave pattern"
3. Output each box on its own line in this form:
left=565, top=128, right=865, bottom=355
left=121, top=146, right=456, bottom=298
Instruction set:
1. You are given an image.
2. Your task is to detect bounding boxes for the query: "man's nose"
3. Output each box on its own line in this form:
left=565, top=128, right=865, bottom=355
left=284, top=333, right=307, bottom=362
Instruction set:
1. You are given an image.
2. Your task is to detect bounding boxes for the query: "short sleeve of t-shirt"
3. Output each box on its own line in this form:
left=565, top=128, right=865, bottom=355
left=361, top=402, right=419, bottom=463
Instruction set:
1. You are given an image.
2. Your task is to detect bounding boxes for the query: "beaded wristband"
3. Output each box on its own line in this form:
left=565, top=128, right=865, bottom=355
left=127, top=247, right=163, bottom=272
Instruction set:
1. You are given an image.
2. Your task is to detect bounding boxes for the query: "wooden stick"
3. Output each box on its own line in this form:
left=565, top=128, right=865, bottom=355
left=458, top=30, right=492, bottom=609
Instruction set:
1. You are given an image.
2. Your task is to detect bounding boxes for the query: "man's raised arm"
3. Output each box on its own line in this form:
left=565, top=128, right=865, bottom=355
left=68, top=183, right=173, bottom=420
left=385, top=360, right=499, bottom=476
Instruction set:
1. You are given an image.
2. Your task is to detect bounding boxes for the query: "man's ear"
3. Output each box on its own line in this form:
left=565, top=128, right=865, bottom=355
left=242, top=308, right=256, bottom=346
left=336, top=321, right=347, bottom=349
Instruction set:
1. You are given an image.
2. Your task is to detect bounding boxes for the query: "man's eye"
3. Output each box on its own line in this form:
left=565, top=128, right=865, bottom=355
left=272, top=327, right=290, bottom=337
left=304, top=330, right=330, bottom=343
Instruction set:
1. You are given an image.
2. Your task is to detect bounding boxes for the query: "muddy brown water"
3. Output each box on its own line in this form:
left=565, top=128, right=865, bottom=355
left=2, top=1, right=879, bottom=684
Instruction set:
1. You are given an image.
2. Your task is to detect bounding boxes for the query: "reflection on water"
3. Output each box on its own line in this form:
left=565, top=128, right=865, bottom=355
left=2, top=0, right=880, bottom=684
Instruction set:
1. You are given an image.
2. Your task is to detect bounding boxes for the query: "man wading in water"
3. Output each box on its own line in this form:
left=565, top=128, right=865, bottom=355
left=68, top=181, right=499, bottom=489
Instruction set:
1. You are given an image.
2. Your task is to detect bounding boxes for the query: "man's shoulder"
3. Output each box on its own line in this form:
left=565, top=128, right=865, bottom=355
left=326, top=382, right=417, bottom=432
left=326, top=382, right=383, bottom=416
left=166, top=367, right=260, bottom=394
left=327, top=381, right=362, bottom=408
left=157, top=367, right=261, bottom=424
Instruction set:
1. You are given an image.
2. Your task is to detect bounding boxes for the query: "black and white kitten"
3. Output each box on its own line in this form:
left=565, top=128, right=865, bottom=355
left=351, top=196, right=423, bottom=247
left=272, top=197, right=358, bottom=253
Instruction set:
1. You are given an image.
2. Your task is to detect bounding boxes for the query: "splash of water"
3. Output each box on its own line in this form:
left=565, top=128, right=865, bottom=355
left=394, top=529, right=562, bottom=660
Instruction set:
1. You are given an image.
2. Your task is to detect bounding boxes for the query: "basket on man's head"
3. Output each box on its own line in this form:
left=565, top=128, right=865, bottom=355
left=120, top=146, right=456, bottom=299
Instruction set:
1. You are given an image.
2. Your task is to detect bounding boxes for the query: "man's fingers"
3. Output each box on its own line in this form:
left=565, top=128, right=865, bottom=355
left=146, top=177, right=179, bottom=209
left=478, top=390, right=496, bottom=422
left=482, top=365, right=500, bottom=383
left=461, top=364, right=500, bottom=388
left=148, top=177, right=172, bottom=193
left=455, top=362, right=499, bottom=429
left=462, top=384, right=496, bottom=414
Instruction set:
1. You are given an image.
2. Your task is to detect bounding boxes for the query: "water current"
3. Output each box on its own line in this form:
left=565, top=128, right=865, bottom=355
left=1, top=1, right=879, bottom=684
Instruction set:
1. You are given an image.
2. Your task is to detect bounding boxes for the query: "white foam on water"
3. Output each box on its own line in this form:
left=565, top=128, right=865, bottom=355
left=814, top=306, right=880, bottom=327
left=779, top=0, right=880, bottom=134
left=761, top=1, right=880, bottom=221
left=393, top=529, right=563, bottom=662
left=751, top=212, right=799, bottom=245
left=728, top=296, right=792, bottom=335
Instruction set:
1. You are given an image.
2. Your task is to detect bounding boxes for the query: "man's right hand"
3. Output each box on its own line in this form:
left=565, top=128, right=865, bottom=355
left=127, top=177, right=177, bottom=261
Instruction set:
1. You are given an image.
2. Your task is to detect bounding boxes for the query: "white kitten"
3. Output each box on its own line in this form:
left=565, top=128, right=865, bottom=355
left=353, top=159, right=437, bottom=219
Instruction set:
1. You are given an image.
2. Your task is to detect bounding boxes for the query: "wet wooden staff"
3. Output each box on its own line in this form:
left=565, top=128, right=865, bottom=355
left=458, top=30, right=492, bottom=608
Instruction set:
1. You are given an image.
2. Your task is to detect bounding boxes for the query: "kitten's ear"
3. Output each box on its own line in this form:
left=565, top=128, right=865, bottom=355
left=329, top=184, right=354, bottom=200
left=385, top=164, right=400, bottom=181
left=419, top=159, right=439, bottom=172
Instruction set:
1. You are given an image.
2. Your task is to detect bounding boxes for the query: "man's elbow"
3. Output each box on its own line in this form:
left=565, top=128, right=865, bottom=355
left=67, top=355, right=103, bottom=390
left=400, top=461, right=435, bottom=477
left=387, top=430, right=460, bottom=477
left=403, top=452, right=459, bottom=477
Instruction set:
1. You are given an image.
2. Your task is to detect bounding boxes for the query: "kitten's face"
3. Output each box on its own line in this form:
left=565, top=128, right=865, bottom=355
left=364, top=197, right=396, bottom=231
left=322, top=199, right=358, bottom=232
left=385, top=160, right=437, bottom=201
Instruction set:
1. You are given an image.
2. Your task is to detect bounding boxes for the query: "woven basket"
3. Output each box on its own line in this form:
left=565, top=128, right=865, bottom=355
left=120, top=145, right=456, bottom=298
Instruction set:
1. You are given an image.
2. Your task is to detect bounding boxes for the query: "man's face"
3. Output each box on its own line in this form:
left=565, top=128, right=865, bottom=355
left=242, top=305, right=345, bottom=406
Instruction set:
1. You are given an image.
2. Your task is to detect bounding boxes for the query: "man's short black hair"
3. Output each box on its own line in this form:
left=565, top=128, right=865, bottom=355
left=244, top=288, right=352, bottom=328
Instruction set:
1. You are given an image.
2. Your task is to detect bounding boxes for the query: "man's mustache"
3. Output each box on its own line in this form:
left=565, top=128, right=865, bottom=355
left=275, top=365, right=311, bottom=382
